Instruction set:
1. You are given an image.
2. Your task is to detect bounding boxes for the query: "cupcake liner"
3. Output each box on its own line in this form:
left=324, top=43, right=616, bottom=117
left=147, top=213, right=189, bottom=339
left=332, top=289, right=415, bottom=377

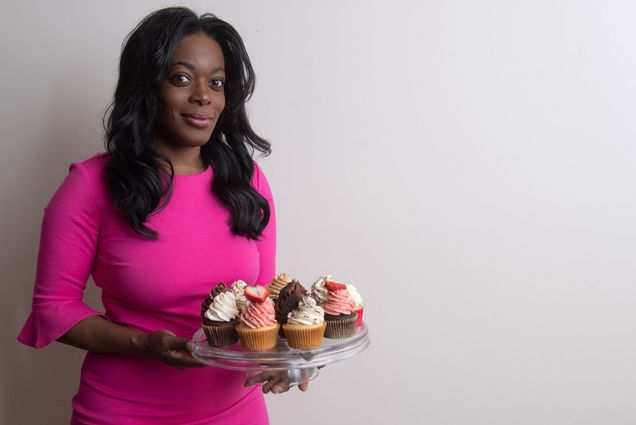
left=283, top=322, right=326, bottom=349
left=236, top=323, right=280, bottom=351
left=203, top=321, right=238, bottom=348
left=324, top=313, right=358, bottom=339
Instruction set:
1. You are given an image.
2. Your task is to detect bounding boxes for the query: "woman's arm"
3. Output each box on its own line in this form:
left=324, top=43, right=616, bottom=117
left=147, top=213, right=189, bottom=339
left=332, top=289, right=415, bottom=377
left=19, top=159, right=198, bottom=370
left=58, top=316, right=203, bottom=369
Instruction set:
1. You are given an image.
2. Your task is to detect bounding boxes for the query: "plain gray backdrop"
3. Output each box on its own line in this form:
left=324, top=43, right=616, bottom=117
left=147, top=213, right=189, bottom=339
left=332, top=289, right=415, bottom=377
left=2, top=0, right=636, bottom=424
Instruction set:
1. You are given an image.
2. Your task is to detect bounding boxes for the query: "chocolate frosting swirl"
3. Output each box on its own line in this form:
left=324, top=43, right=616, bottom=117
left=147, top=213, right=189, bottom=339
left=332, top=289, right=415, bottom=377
left=275, top=279, right=307, bottom=324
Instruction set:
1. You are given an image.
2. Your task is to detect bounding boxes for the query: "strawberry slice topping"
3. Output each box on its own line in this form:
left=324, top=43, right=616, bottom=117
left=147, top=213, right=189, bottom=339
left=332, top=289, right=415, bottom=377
left=324, top=280, right=347, bottom=292
left=244, top=285, right=270, bottom=303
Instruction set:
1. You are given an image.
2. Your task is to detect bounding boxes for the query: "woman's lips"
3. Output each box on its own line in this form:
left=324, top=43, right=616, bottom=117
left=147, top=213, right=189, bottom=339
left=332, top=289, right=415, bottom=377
left=182, top=113, right=212, bottom=129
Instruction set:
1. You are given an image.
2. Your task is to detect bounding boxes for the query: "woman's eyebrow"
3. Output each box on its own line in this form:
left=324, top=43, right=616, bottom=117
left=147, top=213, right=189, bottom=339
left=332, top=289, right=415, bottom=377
left=171, top=60, right=195, bottom=69
left=170, top=61, right=225, bottom=73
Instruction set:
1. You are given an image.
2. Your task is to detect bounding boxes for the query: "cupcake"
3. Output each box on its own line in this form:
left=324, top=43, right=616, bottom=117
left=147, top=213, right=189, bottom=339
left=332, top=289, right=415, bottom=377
left=322, top=280, right=358, bottom=339
left=267, top=272, right=292, bottom=301
left=236, top=286, right=280, bottom=351
left=201, top=282, right=239, bottom=347
left=283, top=296, right=326, bottom=349
left=310, top=275, right=332, bottom=306
left=346, top=284, right=364, bottom=327
left=275, top=279, right=308, bottom=337
left=231, top=280, right=248, bottom=313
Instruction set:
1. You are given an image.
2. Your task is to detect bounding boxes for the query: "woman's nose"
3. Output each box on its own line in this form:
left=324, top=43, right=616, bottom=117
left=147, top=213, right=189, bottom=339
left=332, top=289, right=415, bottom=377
left=190, top=81, right=212, bottom=105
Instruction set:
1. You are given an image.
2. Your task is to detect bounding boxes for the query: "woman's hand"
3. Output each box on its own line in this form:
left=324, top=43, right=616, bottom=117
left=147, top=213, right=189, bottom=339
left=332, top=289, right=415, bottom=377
left=244, top=371, right=310, bottom=394
left=57, top=317, right=203, bottom=369
left=143, top=329, right=205, bottom=369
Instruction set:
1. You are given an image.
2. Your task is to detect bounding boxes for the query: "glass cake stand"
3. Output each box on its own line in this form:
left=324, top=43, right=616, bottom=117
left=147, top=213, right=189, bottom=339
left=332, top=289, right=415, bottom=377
left=192, top=323, right=370, bottom=387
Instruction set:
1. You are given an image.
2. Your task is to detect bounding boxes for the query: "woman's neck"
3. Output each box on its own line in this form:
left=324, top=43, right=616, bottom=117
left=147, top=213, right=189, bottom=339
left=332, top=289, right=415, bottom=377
left=154, top=144, right=205, bottom=175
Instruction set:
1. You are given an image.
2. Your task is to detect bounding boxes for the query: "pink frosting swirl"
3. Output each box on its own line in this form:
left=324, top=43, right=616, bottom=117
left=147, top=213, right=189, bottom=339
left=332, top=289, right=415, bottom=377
left=323, top=288, right=356, bottom=315
left=240, top=298, right=277, bottom=329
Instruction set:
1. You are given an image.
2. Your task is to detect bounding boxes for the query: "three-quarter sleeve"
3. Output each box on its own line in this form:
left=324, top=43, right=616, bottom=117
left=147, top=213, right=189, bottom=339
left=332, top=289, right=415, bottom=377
left=252, top=161, right=276, bottom=286
left=17, top=162, right=104, bottom=348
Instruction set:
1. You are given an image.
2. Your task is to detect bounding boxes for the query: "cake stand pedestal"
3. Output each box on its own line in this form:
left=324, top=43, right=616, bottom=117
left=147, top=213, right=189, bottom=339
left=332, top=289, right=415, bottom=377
left=192, top=323, right=370, bottom=387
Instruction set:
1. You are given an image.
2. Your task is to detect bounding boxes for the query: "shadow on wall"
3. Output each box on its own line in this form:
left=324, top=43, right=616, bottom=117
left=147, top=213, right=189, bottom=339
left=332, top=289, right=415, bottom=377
left=4, top=67, right=106, bottom=424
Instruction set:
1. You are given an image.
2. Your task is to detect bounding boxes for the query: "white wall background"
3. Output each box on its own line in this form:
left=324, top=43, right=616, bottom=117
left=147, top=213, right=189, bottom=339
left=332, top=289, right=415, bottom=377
left=2, top=0, right=635, bottom=423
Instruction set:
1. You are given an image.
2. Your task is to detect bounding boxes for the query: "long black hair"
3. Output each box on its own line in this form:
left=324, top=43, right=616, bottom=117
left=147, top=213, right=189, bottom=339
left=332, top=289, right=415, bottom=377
left=104, top=7, right=271, bottom=240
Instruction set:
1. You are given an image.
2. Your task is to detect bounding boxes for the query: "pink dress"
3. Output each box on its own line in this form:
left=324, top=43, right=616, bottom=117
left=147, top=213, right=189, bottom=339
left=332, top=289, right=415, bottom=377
left=17, top=154, right=275, bottom=425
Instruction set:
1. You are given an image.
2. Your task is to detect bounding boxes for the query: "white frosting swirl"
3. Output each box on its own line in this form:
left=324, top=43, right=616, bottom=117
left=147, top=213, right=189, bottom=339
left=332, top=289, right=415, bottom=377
left=204, top=292, right=239, bottom=322
left=346, top=284, right=364, bottom=307
left=287, top=296, right=325, bottom=325
left=311, top=275, right=331, bottom=305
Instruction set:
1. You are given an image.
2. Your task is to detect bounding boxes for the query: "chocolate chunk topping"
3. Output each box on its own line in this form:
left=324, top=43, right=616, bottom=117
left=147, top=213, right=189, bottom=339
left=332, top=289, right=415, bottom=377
left=211, top=282, right=228, bottom=298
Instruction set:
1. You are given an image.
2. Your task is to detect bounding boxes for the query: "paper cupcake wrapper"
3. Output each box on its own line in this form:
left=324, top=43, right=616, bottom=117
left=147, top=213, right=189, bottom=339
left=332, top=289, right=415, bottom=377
left=203, top=322, right=238, bottom=348
left=324, top=313, right=358, bottom=339
left=283, top=322, right=326, bottom=349
left=236, top=323, right=280, bottom=351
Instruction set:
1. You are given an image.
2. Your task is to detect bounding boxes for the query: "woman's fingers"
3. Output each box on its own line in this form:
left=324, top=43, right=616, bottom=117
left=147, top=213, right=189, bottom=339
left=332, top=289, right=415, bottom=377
left=146, top=330, right=204, bottom=369
left=159, top=330, right=191, bottom=351
left=264, top=371, right=291, bottom=394
left=244, top=371, right=269, bottom=387
left=244, top=371, right=293, bottom=394
left=245, top=371, right=311, bottom=393
left=262, top=375, right=283, bottom=393
left=246, top=371, right=285, bottom=393
left=165, top=336, right=204, bottom=368
left=167, top=349, right=205, bottom=368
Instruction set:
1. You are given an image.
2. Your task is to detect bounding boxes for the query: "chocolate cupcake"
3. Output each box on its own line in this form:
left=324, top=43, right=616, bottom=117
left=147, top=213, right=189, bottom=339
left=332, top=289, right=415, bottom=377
left=201, top=282, right=240, bottom=347
left=322, top=280, right=358, bottom=339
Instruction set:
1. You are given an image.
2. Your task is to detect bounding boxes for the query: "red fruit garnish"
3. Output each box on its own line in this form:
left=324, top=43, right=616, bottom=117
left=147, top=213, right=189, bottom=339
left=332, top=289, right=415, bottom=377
left=244, top=285, right=270, bottom=303
left=324, top=280, right=347, bottom=292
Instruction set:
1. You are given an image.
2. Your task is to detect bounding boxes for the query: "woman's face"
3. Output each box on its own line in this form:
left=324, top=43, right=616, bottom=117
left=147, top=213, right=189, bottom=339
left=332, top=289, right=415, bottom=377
left=155, top=33, right=226, bottom=150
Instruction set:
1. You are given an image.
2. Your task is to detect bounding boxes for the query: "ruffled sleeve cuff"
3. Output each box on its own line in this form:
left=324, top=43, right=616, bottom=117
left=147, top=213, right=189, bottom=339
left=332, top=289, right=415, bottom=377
left=17, top=301, right=103, bottom=348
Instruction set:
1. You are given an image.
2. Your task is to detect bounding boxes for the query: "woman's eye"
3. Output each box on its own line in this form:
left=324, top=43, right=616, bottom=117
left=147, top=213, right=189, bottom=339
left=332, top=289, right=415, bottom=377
left=210, top=79, right=225, bottom=89
left=170, top=74, right=190, bottom=84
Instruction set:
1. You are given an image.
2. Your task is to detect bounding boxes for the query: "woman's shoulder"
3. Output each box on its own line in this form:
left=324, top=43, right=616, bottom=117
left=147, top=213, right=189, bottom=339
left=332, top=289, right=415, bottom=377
left=55, top=153, right=111, bottom=208
left=71, top=152, right=110, bottom=175
left=68, top=152, right=111, bottom=188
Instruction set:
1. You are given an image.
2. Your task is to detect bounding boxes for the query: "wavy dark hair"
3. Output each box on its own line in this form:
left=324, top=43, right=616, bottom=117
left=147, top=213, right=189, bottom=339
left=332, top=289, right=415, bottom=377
left=104, top=7, right=271, bottom=240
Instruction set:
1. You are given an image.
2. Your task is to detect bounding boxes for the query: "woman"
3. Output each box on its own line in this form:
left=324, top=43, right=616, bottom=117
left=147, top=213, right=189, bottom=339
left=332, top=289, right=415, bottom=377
left=17, top=7, right=299, bottom=424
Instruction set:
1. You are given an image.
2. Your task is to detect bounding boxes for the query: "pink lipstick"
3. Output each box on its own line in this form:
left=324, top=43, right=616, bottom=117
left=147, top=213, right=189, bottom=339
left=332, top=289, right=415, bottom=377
left=182, top=113, right=212, bottom=129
